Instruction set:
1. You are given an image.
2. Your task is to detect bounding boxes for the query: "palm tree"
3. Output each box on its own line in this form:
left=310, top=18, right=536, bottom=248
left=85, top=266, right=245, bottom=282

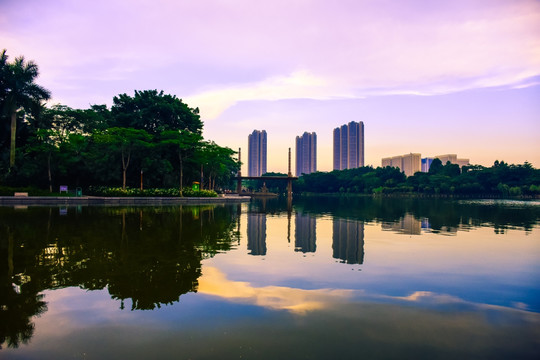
left=1, top=50, right=51, bottom=168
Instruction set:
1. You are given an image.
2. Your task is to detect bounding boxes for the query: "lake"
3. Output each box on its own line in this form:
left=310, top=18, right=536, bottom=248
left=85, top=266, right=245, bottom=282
left=1, top=197, right=539, bottom=359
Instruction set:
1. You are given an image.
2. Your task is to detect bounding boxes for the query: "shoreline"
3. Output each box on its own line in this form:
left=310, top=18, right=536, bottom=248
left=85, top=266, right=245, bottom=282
left=0, top=195, right=250, bottom=206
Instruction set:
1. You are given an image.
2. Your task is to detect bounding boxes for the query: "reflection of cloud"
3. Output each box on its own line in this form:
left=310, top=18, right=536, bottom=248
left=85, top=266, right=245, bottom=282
left=198, top=267, right=354, bottom=314
left=199, top=268, right=538, bottom=316
left=396, top=291, right=466, bottom=303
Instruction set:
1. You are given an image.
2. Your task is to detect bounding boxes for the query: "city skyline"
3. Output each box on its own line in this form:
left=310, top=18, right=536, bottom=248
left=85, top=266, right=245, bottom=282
left=2, top=0, right=539, bottom=173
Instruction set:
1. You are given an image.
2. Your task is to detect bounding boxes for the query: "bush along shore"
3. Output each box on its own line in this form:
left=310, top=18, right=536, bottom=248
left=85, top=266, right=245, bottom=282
left=0, top=186, right=218, bottom=197
left=86, top=186, right=218, bottom=197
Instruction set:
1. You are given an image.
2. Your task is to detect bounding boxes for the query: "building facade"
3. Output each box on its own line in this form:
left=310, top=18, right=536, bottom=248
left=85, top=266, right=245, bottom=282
left=382, top=153, right=421, bottom=176
left=295, top=132, right=317, bottom=176
left=333, top=121, right=364, bottom=170
left=248, top=130, right=267, bottom=177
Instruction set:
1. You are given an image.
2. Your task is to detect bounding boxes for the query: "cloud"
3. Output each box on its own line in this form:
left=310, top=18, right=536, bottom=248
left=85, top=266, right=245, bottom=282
left=1, top=0, right=539, bottom=113
left=185, top=71, right=355, bottom=119
left=183, top=0, right=540, bottom=118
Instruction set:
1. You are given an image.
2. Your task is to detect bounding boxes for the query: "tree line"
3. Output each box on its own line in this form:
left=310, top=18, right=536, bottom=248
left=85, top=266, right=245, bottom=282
left=295, top=158, right=540, bottom=196
left=0, top=50, right=239, bottom=194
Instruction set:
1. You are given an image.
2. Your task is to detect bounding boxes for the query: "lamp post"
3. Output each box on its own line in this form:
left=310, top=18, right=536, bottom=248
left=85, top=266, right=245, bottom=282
left=140, top=170, right=143, bottom=191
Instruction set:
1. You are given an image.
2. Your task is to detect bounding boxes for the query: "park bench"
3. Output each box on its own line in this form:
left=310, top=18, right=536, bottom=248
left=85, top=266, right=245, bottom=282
left=14, top=192, right=29, bottom=197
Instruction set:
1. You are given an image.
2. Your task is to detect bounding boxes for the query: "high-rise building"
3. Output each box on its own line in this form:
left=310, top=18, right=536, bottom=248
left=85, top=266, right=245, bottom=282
left=248, top=130, right=267, bottom=176
left=381, top=153, right=421, bottom=176
left=333, top=121, right=364, bottom=170
left=295, top=132, right=317, bottom=176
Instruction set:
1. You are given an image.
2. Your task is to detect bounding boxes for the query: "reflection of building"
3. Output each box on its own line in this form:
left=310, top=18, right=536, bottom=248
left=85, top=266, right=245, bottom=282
left=332, top=219, right=364, bottom=264
left=248, top=130, right=267, bottom=176
left=381, top=214, right=421, bottom=235
left=295, top=213, right=316, bottom=253
left=333, top=121, right=364, bottom=170
left=247, top=213, right=267, bottom=255
left=382, top=153, right=421, bottom=176
left=295, top=132, right=317, bottom=176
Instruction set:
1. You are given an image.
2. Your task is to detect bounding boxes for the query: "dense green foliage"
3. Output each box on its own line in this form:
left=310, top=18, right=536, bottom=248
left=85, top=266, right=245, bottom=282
left=0, top=50, right=239, bottom=194
left=295, top=161, right=540, bottom=197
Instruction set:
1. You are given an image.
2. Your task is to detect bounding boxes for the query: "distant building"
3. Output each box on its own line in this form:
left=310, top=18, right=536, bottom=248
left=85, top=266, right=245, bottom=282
left=421, top=157, right=434, bottom=172
left=333, top=121, right=364, bottom=170
left=295, top=212, right=316, bottom=253
left=295, top=132, right=317, bottom=176
left=420, top=154, right=470, bottom=172
left=248, top=130, right=267, bottom=176
left=382, top=153, right=421, bottom=176
left=332, top=219, right=365, bottom=264
left=435, top=154, right=470, bottom=168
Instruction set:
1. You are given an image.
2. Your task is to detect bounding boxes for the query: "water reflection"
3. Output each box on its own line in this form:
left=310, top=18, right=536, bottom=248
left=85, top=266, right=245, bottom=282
left=295, top=212, right=316, bottom=253
left=1, top=197, right=539, bottom=355
left=247, top=213, right=267, bottom=256
left=382, top=214, right=422, bottom=235
left=294, top=197, right=540, bottom=232
left=332, top=219, right=365, bottom=264
left=0, top=205, right=239, bottom=349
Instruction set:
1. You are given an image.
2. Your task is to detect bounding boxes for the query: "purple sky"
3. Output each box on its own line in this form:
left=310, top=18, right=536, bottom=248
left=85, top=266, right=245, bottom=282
left=1, top=0, right=539, bottom=172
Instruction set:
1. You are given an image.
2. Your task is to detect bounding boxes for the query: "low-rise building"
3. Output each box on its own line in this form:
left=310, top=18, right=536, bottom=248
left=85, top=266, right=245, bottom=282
left=382, top=153, right=421, bottom=176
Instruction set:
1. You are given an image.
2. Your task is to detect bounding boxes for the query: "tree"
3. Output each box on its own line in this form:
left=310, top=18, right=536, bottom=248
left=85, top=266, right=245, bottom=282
left=95, top=128, right=152, bottom=189
left=160, top=129, right=203, bottom=195
left=0, top=50, right=51, bottom=168
left=111, top=90, right=202, bottom=135
left=196, top=142, right=238, bottom=191
left=428, top=158, right=443, bottom=174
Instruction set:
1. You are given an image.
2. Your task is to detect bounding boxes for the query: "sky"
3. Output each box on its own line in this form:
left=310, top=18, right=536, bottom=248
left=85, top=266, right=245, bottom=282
left=1, top=0, right=539, bottom=173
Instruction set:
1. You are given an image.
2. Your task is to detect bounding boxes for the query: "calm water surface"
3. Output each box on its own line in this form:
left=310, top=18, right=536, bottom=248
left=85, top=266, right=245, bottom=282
left=1, top=197, right=539, bottom=359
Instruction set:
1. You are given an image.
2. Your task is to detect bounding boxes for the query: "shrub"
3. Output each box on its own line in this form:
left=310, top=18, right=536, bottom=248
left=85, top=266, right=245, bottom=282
left=86, top=186, right=217, bottom=197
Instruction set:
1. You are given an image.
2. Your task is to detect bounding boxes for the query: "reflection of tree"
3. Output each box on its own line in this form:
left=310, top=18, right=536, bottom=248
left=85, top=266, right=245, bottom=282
left=295, top=197, right=539, bottom=233
left=0, top=279, right=47, bottom=349
left=0, top=226, right=47, bottom=349
left=0, top=205, right=239, bottom=322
